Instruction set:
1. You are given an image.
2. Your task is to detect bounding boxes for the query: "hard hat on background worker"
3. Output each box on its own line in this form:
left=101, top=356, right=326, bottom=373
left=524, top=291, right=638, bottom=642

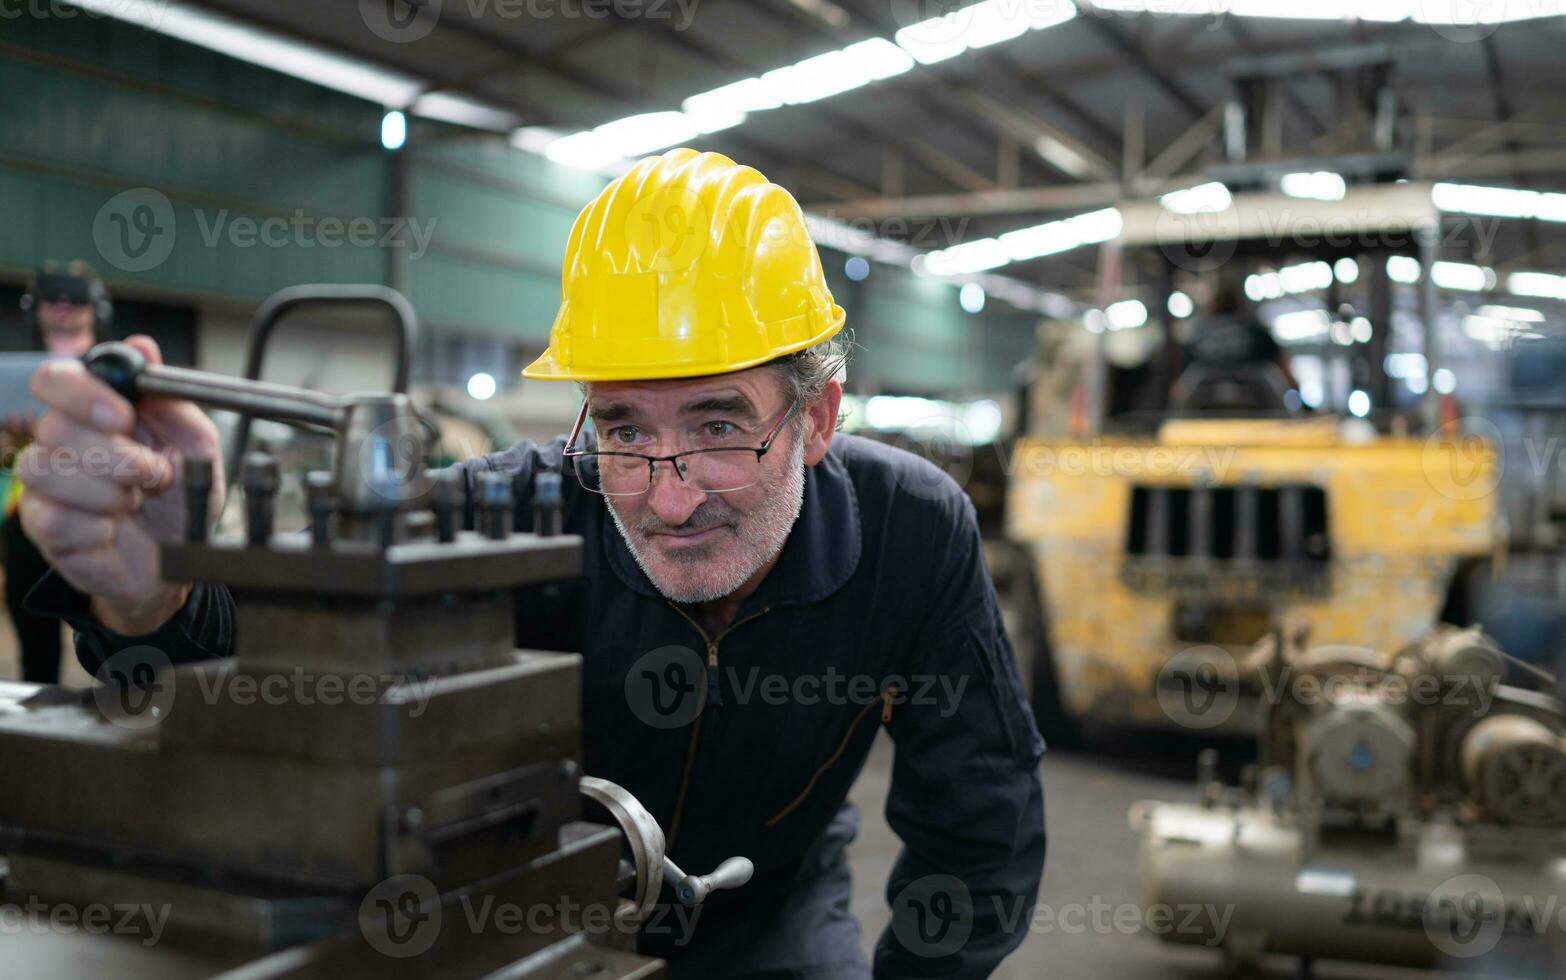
left=523, top=148, right=845, bottom=382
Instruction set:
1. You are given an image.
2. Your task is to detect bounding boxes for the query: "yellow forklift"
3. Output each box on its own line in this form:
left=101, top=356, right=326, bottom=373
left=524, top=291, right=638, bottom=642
left=1000, top=182, right=1506, bottom=745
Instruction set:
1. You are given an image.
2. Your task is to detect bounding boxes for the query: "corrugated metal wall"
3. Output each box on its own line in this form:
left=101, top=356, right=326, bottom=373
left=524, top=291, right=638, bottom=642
left=0, top=13, right=1037, bottom=394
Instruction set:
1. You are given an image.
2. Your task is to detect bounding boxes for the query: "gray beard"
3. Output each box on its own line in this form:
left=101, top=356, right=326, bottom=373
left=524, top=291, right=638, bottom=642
left=606, top=436, right=807, bottom=604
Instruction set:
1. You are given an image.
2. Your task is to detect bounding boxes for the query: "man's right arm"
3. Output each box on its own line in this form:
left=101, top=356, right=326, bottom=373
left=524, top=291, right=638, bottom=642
left=17, top=340, right=562, bottom=675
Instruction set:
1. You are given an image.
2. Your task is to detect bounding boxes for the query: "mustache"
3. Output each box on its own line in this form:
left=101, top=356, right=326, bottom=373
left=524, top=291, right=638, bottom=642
left=637, top=500, right=740, bottom=536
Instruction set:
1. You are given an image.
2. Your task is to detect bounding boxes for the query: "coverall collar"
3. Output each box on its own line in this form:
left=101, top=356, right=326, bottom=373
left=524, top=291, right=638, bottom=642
left=602, top=441, right=863, bottom=611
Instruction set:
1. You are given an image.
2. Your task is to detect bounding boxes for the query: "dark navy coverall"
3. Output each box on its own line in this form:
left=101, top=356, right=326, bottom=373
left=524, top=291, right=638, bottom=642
left=31, top=432, right=1047, bottom=979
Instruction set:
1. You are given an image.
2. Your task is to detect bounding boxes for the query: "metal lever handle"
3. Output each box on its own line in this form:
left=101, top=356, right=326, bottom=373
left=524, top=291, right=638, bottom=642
left=82, top=342, right=425, bottom=524
left=83, top=342, right=342, bottom=429
left=662, top=854, right=754, bottom=907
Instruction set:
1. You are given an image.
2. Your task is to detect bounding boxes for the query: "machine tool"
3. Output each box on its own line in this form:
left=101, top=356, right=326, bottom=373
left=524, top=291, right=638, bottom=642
left=0, top=339, right=749, bottom=977
left=1133, top=623, right=1566, bottom=974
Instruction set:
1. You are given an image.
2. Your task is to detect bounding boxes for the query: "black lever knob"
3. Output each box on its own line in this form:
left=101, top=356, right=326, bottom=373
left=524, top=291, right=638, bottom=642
left=184, top=458, right=214, bottom=544
left=242, top=453, right=281, bottom=547
left=82, top=342, right=148, bottom=403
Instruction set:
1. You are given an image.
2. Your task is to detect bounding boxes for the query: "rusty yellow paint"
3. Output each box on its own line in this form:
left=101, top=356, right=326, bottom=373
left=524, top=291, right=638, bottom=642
left=1005, top=420, right=1502, bottom=731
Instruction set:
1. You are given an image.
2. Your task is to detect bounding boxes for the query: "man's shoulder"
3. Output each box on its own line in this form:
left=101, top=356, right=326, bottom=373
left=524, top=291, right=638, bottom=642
left=827, top=433, right=975, bottom=529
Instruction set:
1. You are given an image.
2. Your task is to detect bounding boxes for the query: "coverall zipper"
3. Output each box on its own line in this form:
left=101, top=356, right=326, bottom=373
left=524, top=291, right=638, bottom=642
left=764, top=685, right=898, bottom=829
left=663, top=601, right=773, bottom=852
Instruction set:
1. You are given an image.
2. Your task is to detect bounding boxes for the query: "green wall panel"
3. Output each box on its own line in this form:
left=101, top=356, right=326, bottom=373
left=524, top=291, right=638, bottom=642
left=0, top=13, right=1037, bottom=393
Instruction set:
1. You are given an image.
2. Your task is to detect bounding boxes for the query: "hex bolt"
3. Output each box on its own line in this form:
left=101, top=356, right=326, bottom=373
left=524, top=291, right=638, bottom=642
left=305, top=471, right=334, bottom=549
left=477, top=471, right=510, bottom=541
left=512, top=470, right=529, bottom=533
left=432, top=469, right=462, bottom=544
left=533, top=471, right=564, bottom=538
left=241, top=453, right=281, bottom=548
left=183, top=457, right=214, bottom=544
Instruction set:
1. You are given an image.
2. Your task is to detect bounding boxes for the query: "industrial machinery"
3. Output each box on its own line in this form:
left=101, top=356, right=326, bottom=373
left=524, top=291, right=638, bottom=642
left=0, top=340, right=749, bottom=977
left=1132, top=623, right=1566, bottom=974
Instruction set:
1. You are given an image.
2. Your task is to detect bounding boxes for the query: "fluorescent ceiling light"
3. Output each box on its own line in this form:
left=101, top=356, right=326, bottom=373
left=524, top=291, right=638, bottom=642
left=895, top=13, right=973, bottom=64
left=1231, top=0, right=1353, bottom=18
left=411, top=93, right=520, bottom=132
left=1160, top=181, right=1232, bottom=215
left=76, top=0, right=423, bottom=107
left=896, top=0, right=1077, bottom=65
left=843, top=38, right=917, bottom=80
left=1507, top=272, right=1566, bottom=301
left=544, top=131, right=623, bottom=171
left=1387, top=256, right=1422, bottom=283
left=1280, top=171, right=1347, bottom=201
left=1478, top=304, right=1545, bottom=322
left=1034, top=136, right=1092, bottom=177
left=1106, top=299, right=1147, bottom=330
left=380, top=110, right=407, bottom=151
left=1273, top=309, right=1331, bottom=342
left=1431, top=261, right=1490, bottom=292
left=1278, top=261, right=1334, bottom=294
left=763, top=50, right=869, bottom=104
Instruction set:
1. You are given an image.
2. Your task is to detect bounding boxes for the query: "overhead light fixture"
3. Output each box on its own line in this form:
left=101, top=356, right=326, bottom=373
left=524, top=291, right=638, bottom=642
left=1160, top=181, right=1232, bottom=215
left=844, top=256, right=870, bottom=281
left=895, top=0, right=1077, bottom=65
left=466, top=372, right=498, bottom=401
left=1433, top=182, right=1566, bottom=224
left=380, top=110, right=407, bottom=151
left=1034, top=137, right=1092, bottom=178
left=1507, top=271, right=1566, bottom=300
left=1334, top=257, right=1360, bottom=284
left=1106, top=299, right=1147, bottom=330
left=544, top=131, right=624, bottom=170
left=1278, top=261, right=1334, bottom=294
left=1272, top=309, right=1331, bottom=343
left=1167, top=291, right=1194, bottom=318
left=919, top=207, right=1121, bottom=277
left=1387, top=256, right=1422, bottom=283
left=1431, top=261, right=1490, bottom=292
left=411, top=93, right=519, bottom=132
left=960, top=282, right=987, bottom=314
left=1280, top=171, right=1347, bottom=201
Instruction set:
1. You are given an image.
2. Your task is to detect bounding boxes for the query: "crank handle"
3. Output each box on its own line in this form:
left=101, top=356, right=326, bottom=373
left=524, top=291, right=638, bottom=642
left=663, top=855, right=754, bottom=907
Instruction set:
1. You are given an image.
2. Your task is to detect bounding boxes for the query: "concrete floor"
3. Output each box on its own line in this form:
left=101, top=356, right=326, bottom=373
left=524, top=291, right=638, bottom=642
left=845, top=729, right=1479, bottom=980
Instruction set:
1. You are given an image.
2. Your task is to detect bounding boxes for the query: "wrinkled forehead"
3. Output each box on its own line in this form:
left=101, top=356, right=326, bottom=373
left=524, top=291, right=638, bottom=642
left=583, top=365, right=787, bottom=425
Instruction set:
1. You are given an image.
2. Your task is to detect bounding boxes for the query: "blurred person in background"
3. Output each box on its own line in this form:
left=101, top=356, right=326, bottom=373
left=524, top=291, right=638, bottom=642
left=2, top=261, right=109, bottom=683
left=1171, top=278, right=1297, bottom=413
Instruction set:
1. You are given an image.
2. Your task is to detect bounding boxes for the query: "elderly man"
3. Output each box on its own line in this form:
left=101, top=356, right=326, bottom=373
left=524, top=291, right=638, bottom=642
left=19, top=150, right=1045, bottom=978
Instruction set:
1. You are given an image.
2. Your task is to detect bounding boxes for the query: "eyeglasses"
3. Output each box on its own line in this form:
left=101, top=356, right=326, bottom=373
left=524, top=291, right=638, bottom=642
left=563, top=399, right=800, bottom=497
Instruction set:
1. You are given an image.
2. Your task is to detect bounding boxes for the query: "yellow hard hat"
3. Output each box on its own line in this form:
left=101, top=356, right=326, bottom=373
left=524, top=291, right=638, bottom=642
left=523, top=148, right=845, bottom=382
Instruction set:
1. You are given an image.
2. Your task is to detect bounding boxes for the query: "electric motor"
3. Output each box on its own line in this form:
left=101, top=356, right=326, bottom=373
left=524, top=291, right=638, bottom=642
left=1460, top=713, right=1566, bottom=827
left=1303, top=696, right=1414, bottom=806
